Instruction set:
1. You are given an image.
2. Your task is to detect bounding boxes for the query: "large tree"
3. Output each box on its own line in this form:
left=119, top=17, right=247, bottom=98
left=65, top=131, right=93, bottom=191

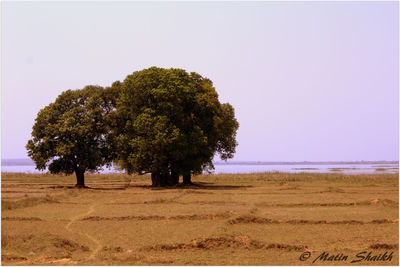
left=26, top=85, right=118, bottom=187
left=116, top=67, right=239, bottom=186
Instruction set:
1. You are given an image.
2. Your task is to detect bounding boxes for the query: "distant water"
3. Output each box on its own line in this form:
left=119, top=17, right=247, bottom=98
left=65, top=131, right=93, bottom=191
left=210, top=163, right=399, bottom=174
left=1, top=159, right=398, bottom=174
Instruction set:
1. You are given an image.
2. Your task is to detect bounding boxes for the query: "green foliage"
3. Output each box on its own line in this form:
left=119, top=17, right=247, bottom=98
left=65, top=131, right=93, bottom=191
left=26, top=67, right=238, bottom=186
left=26, top=85, right=118, bottom=182
left=116, top=67, right=239, bottom=179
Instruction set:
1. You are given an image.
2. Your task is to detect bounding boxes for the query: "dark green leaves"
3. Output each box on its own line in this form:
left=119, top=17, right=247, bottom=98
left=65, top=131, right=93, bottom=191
left=116, top=67, right=239, bottom=176
left=26, top=85, right=117, bottom=176
left=26, top=66, right=239, bottom=183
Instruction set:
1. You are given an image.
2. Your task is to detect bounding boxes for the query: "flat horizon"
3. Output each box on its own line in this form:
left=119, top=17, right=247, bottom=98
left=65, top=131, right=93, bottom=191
left=2, top=158, right=398, bottom=166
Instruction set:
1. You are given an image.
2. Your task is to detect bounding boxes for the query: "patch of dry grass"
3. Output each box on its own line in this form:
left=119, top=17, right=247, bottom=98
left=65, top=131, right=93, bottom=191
left=2, top=194, right=60, bottom=211
left=1, top=172, right=398, bottom=265
left=144, top=234, right=308, bottom=251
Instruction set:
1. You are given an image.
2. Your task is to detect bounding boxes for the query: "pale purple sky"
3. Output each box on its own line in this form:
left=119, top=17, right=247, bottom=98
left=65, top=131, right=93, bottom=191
left=2, top=1, right=399, bottom=161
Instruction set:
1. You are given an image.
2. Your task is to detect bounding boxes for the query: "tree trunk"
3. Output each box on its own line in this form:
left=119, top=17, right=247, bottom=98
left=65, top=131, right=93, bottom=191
left=152, top=172, right=170, bottom=187
left=182, top=171, right=193, bottom=185
left=160, top=173, right=167, bottom=187
left=75, top=170, right=85, bottom=188
left=171, top=169, right=179, bottom=185
left=165, top=170, right=179, bottom=186
left=151, top=172, right=160, bottom=187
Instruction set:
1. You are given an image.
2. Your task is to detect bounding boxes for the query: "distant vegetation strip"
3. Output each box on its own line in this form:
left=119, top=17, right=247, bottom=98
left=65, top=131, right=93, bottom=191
left=228, top=216, right=399, bottom=225
left=2, top=158, right=399, bottom=166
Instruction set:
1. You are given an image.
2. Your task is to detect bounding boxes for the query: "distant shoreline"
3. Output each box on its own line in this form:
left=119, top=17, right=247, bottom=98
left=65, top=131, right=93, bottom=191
left=213, top=160, right=399, bottom=165
left=1, top=158, right=398, bottom=166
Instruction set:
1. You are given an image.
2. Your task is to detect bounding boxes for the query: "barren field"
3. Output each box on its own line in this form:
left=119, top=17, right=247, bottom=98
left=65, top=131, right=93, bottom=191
left=2, top=172, right=399, bottom=265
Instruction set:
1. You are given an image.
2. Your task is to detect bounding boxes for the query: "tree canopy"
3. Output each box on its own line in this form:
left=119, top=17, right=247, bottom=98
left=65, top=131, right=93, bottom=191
left=116, top=67, right=239, bottom=186
left=26, top=85, right=119, bottom=187
left=26, top=67, right=239, bottom=187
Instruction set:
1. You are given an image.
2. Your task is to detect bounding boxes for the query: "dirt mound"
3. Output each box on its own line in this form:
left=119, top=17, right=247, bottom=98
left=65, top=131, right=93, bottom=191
left=229, top=216, right=364, bottom=225
left=370, top=219, right=398, bottom=224
left=81, top=215, right=165, bottom=221
left=263, top=243, right=308, bottom=251
left=229, top=215, right=279, bottom=224
left=229, top=215, right=397, bottom=225
left=170, top=212, right=232, bottom=220
left=256, top=201, right=371, bottom=208
left=191, top=235, right=253, bottom=249
left=146, top=235, right=308, bottom=251
left=328, top=220, right=364, bottom=225
left=286, top=219, right=329, bottom=224
left=2, top=217, right=42, bottom=221
left=256, top=199, right=398, bottom=208
left=2, top=234, right=89, bottom=261
left=369, top=243, right=398, bottom=249
left=82, top=212, right=232, bottom=221
left=102, top=246, right=124, bottom=252
left=1, top=254, right=27, bottom=261
left=188, top=201, right=246, bottom=206
left=52, top=237, right=90, bottom=252
left=369, top=199, right=398, bottom=207
left=286, top=219, right=364, bottom=225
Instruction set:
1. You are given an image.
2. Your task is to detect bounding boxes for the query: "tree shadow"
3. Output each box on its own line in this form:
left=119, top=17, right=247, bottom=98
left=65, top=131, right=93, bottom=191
left=128, top=182, right=253, bottom=190
left=47, top=185, right=76, bottom=189
left=86, top=187, right=128, bottom=191
left=46, top=185, right=129, bottom=191
left=47, top=182, right=252, bottom=191
left=178, top=182, right=253, bottom=190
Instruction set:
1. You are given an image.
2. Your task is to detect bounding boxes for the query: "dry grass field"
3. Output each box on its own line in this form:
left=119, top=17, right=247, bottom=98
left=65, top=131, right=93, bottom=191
left=1, top=172, right=399, bottom=265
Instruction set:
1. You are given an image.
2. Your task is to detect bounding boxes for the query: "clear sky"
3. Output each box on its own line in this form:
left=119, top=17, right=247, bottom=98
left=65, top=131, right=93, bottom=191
left=2, top=1, right=399, bottom=161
